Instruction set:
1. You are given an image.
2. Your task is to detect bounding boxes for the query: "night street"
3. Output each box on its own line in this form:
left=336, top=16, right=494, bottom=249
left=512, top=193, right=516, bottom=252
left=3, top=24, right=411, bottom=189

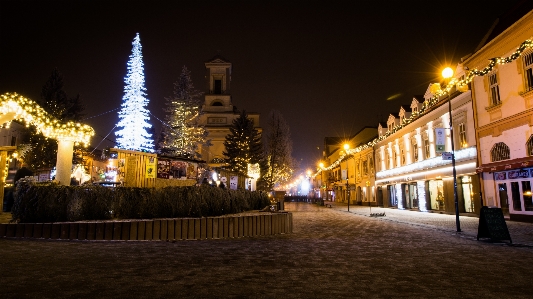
left=1, top=202, right=531, bottom=299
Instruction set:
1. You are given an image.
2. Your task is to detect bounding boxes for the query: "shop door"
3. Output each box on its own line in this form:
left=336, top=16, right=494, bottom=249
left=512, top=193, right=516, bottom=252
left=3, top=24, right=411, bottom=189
left=498, top=183, right=509, bottom=216
left=377, top=187, right=383, bottom=207
left=409, top=183, right=418, bottom=209
left=462, top=176, right=474, bottom=213
left=387, top=185, right=397, bottom=207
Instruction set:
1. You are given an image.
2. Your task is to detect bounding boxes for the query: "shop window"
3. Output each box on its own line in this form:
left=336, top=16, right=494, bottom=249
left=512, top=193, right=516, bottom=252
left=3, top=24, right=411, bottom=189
left=523, top=51, right=533, bottom=93
left=527, top=135, right=533, bottom=156
left=491, top=142, right=510, bottom=162
left=511, top=182, right=522, bottom=211
left=458, top=123, right=467, bottom=148
left=523, top=181, right=533, bottom=211
left=489, top=73, right=501, bottom=107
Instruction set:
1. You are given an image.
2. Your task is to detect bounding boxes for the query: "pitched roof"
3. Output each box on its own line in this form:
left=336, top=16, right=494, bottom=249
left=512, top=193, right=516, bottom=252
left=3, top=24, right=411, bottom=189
left=206, top=54, right=230, bottom=63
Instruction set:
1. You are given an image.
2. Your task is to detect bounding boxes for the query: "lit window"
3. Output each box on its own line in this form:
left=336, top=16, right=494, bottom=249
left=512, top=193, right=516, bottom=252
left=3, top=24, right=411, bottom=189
left=526, top=135, right=533, bottom=156
left=424, top=137, right=430, bottom=159
left=459, top=123, right=467, bottom=148
left=412, top=139, right=418, bottom=162
left=523, top=51, right=533, bottom=93
left=491, top=142, right=510, bottom=162
left=489, top=73, right=501, bottom=106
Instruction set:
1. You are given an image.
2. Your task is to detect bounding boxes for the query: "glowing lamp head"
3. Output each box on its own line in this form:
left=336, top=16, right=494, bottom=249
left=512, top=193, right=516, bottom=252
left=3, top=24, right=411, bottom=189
left=319, top=162, right=324, bottom=169
left=442, top=67, right=454, bottom=79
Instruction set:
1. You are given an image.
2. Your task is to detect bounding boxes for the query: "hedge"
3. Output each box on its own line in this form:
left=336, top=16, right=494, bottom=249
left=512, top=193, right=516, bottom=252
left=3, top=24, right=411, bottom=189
left=11, top=180, right=271, bottom=223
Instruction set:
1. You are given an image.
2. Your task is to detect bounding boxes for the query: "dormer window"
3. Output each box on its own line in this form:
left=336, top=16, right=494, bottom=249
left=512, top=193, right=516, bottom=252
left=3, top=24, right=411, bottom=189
left=212, top=101, right=223, bottom=106
left=413, top=107, right=418, bottom=113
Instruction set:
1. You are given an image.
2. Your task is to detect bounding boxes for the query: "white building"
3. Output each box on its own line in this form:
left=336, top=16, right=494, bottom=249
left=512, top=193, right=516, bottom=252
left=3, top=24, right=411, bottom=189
left=374, top=82, right=480, bottom=214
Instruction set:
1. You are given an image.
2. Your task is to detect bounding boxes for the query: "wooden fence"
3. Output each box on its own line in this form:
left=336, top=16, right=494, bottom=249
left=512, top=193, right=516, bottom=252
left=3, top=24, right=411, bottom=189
left=0, top=213, right=292, bottom=241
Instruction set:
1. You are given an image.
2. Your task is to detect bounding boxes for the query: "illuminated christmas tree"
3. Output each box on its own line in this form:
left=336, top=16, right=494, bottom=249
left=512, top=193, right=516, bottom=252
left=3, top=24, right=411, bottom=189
left=158, top=66, right=208, bottom=158
left=223, top=110, right=263, bottom=176
left=115, top=33, right=154, bottom=152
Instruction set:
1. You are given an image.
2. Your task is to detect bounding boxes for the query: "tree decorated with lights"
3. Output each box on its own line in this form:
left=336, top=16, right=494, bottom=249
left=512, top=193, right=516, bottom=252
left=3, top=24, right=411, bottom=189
left=115, top=33, right=154, bottom=152
left=223, top=110, right=263, bottom=176
left=158, top=66, right=208, bottom=158
left=260, top=110, right=295, bottom=190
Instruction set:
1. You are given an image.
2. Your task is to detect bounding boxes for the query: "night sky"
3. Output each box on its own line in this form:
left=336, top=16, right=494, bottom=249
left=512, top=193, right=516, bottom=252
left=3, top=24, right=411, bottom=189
left=0, top=0, right=523, bottom=172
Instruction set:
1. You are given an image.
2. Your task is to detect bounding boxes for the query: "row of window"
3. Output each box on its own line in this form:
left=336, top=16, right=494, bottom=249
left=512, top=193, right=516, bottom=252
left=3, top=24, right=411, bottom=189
left=376, top=122, right=468, bottom=172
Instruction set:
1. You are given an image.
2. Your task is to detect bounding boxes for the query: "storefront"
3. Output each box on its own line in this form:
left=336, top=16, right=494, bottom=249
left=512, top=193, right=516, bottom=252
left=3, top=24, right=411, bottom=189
left=375, top=147, right=480, bottom=214
left=491, top=168, right=533, bottom=221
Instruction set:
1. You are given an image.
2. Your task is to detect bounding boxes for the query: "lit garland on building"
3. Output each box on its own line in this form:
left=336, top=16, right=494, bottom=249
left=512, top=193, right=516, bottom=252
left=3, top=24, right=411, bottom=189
left=313, top=39, right=533, bottom=177
left=0, top=92, right=95, bottom=144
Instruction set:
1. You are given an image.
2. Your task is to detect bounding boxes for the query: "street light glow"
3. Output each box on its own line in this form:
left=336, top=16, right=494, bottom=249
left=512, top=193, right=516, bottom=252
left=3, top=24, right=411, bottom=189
left=442, top=67, right=453, bottom=79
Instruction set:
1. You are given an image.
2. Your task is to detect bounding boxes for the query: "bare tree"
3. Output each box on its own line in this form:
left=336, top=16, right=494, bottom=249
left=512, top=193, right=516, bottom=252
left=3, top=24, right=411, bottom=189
left=262, top=110, right=294, bottom=190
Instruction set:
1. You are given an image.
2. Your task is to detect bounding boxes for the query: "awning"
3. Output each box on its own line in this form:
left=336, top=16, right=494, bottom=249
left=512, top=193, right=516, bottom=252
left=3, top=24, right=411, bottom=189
left=476, top=157, right=533, bottom=173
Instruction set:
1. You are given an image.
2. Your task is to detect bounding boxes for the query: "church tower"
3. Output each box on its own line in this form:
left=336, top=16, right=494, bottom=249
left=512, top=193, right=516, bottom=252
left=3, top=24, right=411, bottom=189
left=198, top=55, right=261, bottom=167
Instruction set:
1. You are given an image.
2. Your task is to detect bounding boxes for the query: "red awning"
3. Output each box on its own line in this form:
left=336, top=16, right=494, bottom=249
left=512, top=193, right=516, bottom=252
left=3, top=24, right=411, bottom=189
left=476, top=157, right=533, bottom=173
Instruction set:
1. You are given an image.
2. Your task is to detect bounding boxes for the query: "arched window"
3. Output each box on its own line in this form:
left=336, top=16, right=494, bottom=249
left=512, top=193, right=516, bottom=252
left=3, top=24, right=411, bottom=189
left=527, top=135, right=533, bottom=156
left=211, top=101, right=223, bottom=106
left=491, top=142, right=510, bottom=162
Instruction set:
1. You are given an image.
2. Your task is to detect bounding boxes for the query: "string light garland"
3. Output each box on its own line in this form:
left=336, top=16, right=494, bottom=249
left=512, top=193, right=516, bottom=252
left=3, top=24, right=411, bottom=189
left=0, top=92, right=95, bottom=145
left=312, top=39, right=533, bottom=178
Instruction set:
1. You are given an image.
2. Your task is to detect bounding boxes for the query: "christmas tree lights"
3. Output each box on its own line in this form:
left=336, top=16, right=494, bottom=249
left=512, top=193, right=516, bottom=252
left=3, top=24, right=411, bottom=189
left=115, top=33, right=154, bottom=152
left=159, top=66, right=208, bottom=158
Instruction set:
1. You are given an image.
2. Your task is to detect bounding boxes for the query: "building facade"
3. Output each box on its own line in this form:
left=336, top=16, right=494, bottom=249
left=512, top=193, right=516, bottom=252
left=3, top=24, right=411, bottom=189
left=466, top=6, right=533, bottom=221
left=197, top=55, right=261, bottom=168
left=374, top=86, right=480, bottom=215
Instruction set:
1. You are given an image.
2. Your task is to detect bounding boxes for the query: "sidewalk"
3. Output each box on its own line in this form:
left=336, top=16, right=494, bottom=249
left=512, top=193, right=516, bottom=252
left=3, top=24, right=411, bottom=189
left=321, top=200, right=533, bottom=247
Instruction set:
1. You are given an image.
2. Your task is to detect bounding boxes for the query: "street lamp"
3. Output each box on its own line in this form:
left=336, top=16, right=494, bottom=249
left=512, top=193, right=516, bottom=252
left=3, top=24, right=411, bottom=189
left=344, top=143, right=350, bottom=212
left=442, top=67, right=461, bottom=233
left=319, top=162, right=325, bottom=200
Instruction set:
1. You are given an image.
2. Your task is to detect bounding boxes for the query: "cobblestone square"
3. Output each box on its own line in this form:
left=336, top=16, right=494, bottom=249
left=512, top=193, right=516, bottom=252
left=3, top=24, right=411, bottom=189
left=1, top=202, right=532, bottom=298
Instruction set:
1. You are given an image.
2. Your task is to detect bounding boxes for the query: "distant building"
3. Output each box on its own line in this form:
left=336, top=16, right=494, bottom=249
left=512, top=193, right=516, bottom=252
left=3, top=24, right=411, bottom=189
left=197, top=55, right=261, bottom=168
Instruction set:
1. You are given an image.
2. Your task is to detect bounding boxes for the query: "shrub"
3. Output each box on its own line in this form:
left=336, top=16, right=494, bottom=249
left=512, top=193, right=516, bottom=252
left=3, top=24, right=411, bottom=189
left=11, top=180, right=271, bottom=223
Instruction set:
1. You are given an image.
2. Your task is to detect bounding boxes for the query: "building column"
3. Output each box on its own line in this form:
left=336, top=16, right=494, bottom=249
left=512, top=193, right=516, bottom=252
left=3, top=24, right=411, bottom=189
left=56, top=139, right=74, bottom=186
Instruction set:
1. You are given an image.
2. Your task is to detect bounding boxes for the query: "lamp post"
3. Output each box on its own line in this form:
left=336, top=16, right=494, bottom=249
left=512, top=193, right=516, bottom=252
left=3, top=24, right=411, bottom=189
left=319, top=162, right=325, bottom=200
left=344, top=143, right=351, bottom=212
left=442, top=67, right=461, bottom=233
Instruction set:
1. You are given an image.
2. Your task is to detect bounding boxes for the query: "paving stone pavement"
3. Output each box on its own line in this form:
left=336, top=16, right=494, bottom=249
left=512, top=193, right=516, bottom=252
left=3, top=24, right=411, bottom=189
left=322, top=201, right=533, bottom=247
left=1, top=202, right=532, bottom=299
